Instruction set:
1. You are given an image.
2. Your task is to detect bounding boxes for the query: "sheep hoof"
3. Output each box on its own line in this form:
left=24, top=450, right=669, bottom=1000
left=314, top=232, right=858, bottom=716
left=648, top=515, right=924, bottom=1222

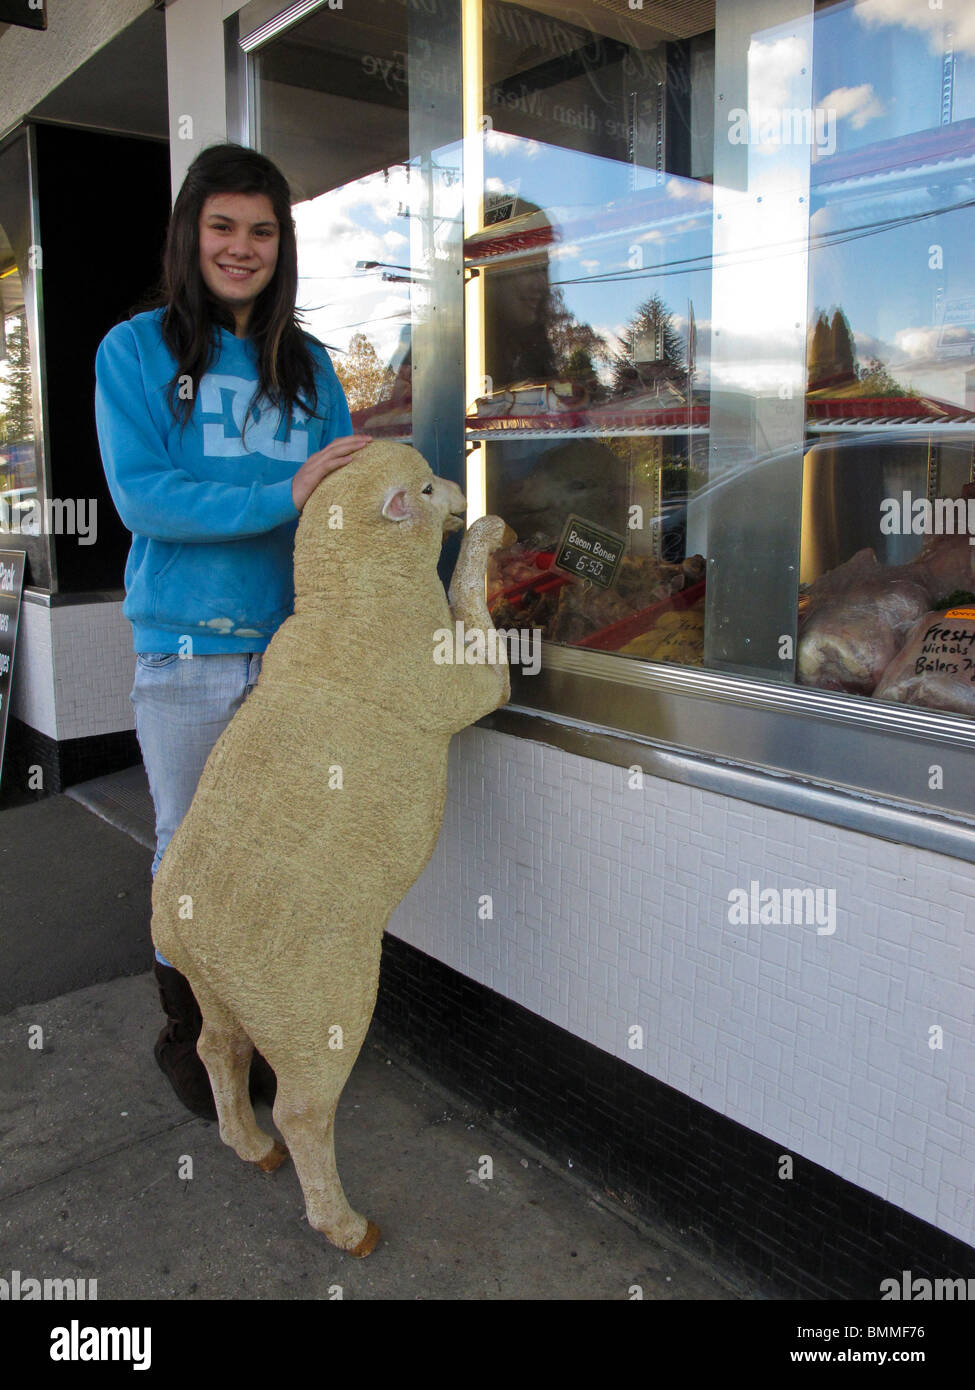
left=255, top=1140, right=289, bottom=1173
left=347, top=1220, right=381, bottom=1258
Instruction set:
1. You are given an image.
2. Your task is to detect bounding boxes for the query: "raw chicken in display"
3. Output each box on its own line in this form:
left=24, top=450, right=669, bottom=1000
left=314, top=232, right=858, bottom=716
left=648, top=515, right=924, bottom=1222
left=797, top=549, right=934, bottom=694
left=873, top=607, right=975, bottom=717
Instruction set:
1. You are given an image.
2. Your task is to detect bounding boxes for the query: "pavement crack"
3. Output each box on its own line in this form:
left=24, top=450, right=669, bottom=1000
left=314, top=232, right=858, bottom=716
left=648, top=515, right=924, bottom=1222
left=0, top=1118, right=203, bottom=1205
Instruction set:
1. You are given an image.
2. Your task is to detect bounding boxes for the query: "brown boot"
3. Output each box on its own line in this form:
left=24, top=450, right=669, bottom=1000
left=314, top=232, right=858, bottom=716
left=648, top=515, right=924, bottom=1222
left=153, top=962, right=277, bottom=1114
left=153, top=961, right=217, bottom=1119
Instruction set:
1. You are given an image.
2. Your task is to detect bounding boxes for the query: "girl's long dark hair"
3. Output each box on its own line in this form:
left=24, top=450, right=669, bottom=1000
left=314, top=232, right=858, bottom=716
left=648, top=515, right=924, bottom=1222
left=140, top=142, right=321, bottom=438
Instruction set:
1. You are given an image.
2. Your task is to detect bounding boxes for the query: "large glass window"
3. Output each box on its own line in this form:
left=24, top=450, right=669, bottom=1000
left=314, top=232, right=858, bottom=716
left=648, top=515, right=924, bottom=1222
left=241, top=0, right=975, bottom=817
left=798, top=0, right=975, bottom=721
left=0, top=134, right=39, bottom=550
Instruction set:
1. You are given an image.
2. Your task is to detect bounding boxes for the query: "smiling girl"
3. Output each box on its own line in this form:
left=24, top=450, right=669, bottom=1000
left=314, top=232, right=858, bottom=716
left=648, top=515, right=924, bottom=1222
left=95, top=143, right=370, bottom=1117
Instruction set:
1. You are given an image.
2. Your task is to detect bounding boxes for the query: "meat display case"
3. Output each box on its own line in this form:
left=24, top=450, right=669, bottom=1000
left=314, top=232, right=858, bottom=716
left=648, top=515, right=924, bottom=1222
left=796, top=101, right=975, bottom=718
left=465, top=0, right=975, bottom=841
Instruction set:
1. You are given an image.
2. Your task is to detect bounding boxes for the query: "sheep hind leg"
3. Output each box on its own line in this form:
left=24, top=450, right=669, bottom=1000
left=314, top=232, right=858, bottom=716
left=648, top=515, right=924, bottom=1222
left=192, top=977, right=287, bottom=1171
left=272, top=1073, right=379, bottom=1257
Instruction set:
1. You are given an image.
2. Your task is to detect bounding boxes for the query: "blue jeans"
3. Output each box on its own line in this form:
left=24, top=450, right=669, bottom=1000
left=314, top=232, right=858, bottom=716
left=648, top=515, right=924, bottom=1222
left=131, top=652, right=263, bottom=966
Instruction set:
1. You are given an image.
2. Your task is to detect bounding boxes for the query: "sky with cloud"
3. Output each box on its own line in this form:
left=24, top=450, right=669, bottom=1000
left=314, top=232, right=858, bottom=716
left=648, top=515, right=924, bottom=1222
left=288, top=0, right=975, bottom=407
left=292, top=165, right=415, bottom=368
left=807, top=0, right=975, bottom=390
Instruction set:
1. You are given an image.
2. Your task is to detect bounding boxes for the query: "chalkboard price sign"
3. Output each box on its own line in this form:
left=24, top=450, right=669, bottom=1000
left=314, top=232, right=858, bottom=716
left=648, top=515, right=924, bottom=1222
left=0, top=550, right=26, bottom=781
left=554, top=514, right=626, bottom=590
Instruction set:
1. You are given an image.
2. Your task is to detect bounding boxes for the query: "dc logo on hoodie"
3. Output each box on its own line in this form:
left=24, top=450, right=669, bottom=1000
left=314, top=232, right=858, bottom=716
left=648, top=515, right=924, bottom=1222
left=199, top=375, right=308, bottom=461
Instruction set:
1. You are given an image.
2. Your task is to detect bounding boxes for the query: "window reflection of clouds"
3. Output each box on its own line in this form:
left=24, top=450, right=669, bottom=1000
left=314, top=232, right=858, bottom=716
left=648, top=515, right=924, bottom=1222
left=853, top=0, right=975, bottom=56
left=709, top=13, right=813, bottom=395
left=819, top=0, right=975, bottom=142
left=291, top=167, right=413, bottom=363
left=477, top=129, right=712, bottom=388
left=746, top=33, right=810, bottom=156
left=808, top=0, right=975, bottom=403
left=486, top=130, right=542, bottom=159
left=818, top=83, right=885, bottom=132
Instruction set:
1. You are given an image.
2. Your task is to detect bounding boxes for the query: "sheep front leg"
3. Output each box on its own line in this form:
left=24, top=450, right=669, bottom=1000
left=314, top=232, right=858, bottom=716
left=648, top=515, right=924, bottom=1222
left=448, top=516, right=517, bottom=713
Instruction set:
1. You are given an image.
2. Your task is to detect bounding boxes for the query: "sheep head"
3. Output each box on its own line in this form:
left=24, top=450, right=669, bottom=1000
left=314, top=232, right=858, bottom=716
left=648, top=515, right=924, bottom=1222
left=293, top=441, right=467, bottom=605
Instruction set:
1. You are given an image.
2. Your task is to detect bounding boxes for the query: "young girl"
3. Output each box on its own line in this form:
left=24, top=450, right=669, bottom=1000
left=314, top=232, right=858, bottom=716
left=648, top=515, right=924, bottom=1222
left=95, top=143, right=370, bottom=1117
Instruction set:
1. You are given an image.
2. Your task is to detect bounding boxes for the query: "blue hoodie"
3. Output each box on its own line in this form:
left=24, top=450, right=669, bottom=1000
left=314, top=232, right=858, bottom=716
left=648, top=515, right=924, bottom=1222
left=94, top=308, right=353, bottom=654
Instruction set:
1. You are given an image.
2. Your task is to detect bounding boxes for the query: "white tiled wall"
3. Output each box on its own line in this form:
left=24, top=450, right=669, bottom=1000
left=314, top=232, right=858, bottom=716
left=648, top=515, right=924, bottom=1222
left=389, top=726, right=975, bottom=1251
left=9, top=601, right=56, bottom=738
left=10, top=600, right=135, bottom=743
left=51, top=603, right=136, bottom=742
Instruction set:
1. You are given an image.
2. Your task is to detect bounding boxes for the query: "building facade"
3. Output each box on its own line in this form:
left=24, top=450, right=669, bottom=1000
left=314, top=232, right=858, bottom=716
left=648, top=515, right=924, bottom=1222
left=2, top=0, right=975, bottom=1295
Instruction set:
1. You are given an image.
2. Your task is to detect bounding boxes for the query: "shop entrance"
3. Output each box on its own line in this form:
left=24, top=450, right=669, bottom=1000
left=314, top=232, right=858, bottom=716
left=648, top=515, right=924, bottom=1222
left=1, top=6, right=171, bottom=596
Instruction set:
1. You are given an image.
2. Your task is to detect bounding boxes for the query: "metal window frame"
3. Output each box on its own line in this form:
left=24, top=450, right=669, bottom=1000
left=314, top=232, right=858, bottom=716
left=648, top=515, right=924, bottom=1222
left=238, top=0, right=333, bottom=53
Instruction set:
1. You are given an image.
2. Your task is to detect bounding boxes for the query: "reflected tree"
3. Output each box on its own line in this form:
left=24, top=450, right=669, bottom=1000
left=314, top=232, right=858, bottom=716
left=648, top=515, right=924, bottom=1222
left=333, top=332, right=395, bottom=412
left=0, top=314, right=33, bottom=444
left=548, top=288, right=610, bottom=394
left=857, top=356, right=914, bottom=397
left=807, top=305, right=911, bottom=397
left=807, top=307, right=857, bottom=390
left=610, top=295, right=687, bottom=397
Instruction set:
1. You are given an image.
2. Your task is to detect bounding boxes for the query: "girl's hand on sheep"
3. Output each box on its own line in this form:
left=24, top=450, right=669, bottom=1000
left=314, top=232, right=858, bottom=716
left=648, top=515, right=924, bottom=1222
left=292, top=435, right=373, bottom=512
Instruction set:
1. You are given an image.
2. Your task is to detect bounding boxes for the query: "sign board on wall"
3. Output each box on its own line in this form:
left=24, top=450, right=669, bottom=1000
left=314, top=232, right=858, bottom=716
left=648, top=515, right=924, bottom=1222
left=0, top=0, right=46, bottom=30
left=0, top=550, right=26, bottom=782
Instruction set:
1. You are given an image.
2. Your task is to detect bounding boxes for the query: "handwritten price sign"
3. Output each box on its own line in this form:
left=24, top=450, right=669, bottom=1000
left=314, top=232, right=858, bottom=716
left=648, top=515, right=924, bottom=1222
left=554, top=514, right=626, bottom=591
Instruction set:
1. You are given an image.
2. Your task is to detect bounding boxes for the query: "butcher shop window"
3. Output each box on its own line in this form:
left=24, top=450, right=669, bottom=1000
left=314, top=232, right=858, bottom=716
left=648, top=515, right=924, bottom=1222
left=470, top=0, right=975, bottom=727
left=240, top=0, right=975, bottom=777
left=798, top=0, right=975, bottom=720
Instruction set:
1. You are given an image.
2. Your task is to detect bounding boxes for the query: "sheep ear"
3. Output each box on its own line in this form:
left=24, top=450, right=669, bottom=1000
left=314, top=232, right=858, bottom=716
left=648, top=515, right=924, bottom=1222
left=382, top=486, right=411, bottom=521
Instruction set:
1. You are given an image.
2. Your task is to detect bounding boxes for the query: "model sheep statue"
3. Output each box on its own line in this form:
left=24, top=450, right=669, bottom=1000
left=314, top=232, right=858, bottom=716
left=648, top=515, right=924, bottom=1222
left=151, top=441, right=514, bottom=1257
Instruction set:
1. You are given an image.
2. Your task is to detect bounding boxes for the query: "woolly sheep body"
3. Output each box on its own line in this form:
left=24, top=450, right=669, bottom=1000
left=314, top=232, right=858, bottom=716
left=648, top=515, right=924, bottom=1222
left=151, top=441, right=512, bottom=1255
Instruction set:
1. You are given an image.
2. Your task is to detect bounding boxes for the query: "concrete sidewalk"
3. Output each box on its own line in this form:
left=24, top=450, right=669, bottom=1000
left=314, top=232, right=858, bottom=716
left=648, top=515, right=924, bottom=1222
left=0, top=780, right=762, bottom=1300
